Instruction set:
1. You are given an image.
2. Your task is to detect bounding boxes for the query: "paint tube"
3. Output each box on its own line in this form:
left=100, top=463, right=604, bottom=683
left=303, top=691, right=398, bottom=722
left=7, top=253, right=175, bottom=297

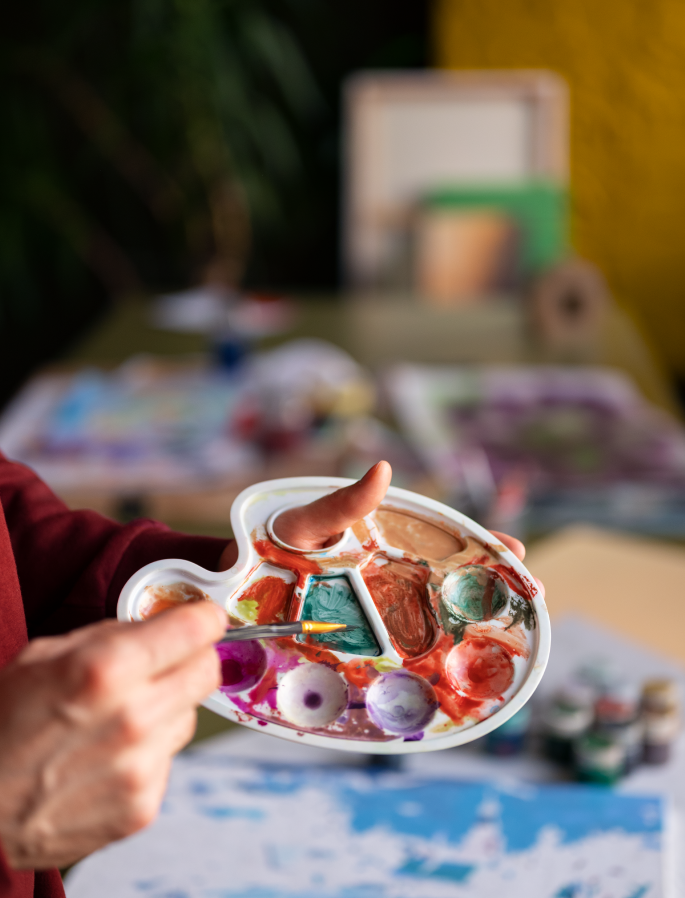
left=574, top=732, right=626, bottom=785
left=484, top=705, right=532, bottom=756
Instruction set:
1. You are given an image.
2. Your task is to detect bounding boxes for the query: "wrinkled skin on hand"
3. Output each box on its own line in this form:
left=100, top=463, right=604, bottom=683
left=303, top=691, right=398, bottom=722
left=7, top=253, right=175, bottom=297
left=0, top=603, right=225, bottom=870
left=0, top=461, right=542, bottom=871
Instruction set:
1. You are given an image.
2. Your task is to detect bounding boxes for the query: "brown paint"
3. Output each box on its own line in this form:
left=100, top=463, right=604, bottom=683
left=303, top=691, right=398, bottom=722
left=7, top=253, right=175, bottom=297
left=374, top=509, right=463, bottom=560
left=363, top=558, right=436, bottom=658
left=139, top=582, right=209, bottom=619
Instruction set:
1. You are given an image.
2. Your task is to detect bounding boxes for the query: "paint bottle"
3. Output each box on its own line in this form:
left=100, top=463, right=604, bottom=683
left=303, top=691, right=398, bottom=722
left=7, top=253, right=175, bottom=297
left=595, top=681, right=643, bottom=773
left=641, top=679, right=680, bottom=765
left=485, top=704, right=532, bottom=756
left=574, top=732, right=626, bottom=785
left=542, top=682, right=594, bottom=765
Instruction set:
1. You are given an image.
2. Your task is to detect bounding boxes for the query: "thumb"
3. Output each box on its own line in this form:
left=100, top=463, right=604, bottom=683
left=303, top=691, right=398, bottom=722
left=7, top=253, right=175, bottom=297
left=274, top=461, right=392, bottom=551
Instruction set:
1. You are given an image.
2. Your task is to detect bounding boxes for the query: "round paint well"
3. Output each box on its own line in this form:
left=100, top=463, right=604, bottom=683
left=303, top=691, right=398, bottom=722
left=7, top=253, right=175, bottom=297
left=445, top=638, right=515, bottom=699
left=442, top=565, right=507, bottom=622
left=366, top=670, right=439, bottom=736
left=216, top=640, right=267, bottom=695
left=277, top=663, right=348, bottom=728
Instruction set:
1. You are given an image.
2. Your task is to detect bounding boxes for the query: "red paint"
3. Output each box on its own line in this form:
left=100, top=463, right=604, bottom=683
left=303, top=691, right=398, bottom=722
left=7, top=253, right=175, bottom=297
left=445, top=637, right=514, bottom=699
left=403, top=633, right=484, bottom=724
left=253, top=539, right=321, bottom=588
left=343, top=659, right=378, bottom=688
left=363, top=559, right=435, bottom=658
left=295, top=640, right=342, bottom=669
left=490, top=563, right=533, bottom=600
left=248, top=666, right=279, bottom=708
left=239, top=575, right=294, bottom=625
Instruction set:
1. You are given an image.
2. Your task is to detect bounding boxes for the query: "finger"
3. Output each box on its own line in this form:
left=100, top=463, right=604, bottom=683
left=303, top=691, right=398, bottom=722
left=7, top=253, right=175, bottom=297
left=275, top=461, right=392, bottom=551
left=489, top=530, right=526, bottom=562
left=534, top=576, right=546, bottom=599
left=80, top=602, right=227, bottom=687
left=141, top=645, right=221, bottom=726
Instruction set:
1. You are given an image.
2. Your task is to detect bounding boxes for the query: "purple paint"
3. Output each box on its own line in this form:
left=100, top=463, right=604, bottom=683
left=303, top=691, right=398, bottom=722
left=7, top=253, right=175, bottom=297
left=216, top=639, right=267, bottom=695
left=366, top=670, right=439, bottom=736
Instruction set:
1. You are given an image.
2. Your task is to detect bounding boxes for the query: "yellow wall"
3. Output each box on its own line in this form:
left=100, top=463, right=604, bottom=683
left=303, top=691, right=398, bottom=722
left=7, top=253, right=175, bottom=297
left=435, top=0, right=685, bottom=376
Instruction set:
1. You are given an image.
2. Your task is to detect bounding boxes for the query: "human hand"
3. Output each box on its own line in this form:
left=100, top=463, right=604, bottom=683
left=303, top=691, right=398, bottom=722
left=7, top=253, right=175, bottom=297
left=218, top=462, right=544, bottom=597
left=0, top=601, right=225, bottom=870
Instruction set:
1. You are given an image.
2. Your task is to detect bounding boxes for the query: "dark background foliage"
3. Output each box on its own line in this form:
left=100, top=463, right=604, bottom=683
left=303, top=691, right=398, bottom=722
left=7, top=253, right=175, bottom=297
left=1, top=0, right=428, bottom=408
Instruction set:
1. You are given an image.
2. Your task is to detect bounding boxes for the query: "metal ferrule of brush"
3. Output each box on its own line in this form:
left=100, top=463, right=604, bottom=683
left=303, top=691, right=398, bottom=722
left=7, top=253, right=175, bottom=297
left=218, top=620, right=351, bottom=644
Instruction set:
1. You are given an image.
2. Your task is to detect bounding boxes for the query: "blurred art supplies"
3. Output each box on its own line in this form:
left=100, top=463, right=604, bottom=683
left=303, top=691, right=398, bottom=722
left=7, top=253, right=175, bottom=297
left=642, top=679, right=681, bottom=765
left=386, top=364, right=685, bottom=536
left=528, top=258, right=610, bottom=360
left=0, top=358, right=257, bottom=493
left=0, top=340, right=375, bottom=501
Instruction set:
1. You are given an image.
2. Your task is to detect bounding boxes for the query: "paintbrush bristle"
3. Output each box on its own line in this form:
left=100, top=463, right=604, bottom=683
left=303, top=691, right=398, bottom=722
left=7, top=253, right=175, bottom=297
left=301, top=620, right=349, bottom=634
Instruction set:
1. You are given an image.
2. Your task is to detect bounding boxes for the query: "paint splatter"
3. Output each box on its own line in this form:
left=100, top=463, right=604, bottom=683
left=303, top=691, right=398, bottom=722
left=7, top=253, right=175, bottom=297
left=299, top=576, right=380, bottom=656
left=363, top=558, right=435, bottom=658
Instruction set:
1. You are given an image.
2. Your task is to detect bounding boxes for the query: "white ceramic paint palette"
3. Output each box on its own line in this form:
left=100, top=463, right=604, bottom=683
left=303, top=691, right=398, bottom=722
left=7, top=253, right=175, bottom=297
left=118, top=477, right=551, bottom=754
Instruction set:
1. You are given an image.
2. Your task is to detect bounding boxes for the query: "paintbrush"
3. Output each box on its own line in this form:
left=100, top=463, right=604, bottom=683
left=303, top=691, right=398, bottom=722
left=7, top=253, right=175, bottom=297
left=218, top=621, right=354, bottom=644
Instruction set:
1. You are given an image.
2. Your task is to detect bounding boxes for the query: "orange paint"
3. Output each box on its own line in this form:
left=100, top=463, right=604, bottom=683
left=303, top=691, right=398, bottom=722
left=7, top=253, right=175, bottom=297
left=248, top=666, right=278, bottom=707
left=139, top=582, right=208, bottom=619
left=295, top=641, right=343, bottom=669
left=445, top=637, right=515, bottom=700
left=363, top=558, right=435, bottom=658
left=343, top=658, right=378, bottom=688
left=253, top=539, right=322, bottom=587
left=239, top=575, right=294, bottom=625
left=404, top=633, right=484, bottom=724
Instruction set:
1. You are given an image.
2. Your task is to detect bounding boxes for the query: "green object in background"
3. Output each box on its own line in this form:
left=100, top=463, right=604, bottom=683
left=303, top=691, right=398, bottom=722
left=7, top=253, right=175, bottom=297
left=423, top=181, right=568, bottom=275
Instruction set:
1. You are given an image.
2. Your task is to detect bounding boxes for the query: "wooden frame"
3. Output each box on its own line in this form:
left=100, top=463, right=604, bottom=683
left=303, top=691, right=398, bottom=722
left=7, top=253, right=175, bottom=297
left=343, top=70, right=569, bottom=289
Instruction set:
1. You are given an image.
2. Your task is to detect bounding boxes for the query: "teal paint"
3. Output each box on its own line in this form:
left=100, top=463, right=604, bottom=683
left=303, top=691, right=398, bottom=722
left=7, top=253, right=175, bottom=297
left=299, top=576, right=380, bottom=656
left=442, top=565, right=507, bottom=622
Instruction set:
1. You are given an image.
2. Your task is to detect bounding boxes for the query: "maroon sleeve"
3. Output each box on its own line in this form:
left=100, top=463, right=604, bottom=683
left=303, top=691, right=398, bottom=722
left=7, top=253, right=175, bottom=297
left=0, top=454, right=228, bottom=638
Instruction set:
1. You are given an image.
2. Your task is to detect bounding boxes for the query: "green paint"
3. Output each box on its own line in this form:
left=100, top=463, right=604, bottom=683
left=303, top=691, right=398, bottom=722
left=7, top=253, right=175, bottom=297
left=506, top=596, right=536, bottom=632
left=442, top=566, right=507, bottom=622
left=299, top=576, right=380, bottom=656
left=374, top=658, right=401, bottom=672
left=236, top=599, right=258, bottom=621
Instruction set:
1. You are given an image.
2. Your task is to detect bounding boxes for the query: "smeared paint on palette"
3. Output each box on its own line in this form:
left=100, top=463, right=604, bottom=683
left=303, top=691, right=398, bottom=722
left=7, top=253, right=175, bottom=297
left=118, top=478, right=550, bottom=754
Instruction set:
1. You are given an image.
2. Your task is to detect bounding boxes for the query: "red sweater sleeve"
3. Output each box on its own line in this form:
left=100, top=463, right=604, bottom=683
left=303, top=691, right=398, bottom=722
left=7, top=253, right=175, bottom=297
left=0, top=453, right=228, bottom=638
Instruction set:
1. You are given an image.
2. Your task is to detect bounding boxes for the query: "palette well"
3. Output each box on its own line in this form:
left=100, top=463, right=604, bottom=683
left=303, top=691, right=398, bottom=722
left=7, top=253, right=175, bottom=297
left=117, top=477, right=551, bottom=754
